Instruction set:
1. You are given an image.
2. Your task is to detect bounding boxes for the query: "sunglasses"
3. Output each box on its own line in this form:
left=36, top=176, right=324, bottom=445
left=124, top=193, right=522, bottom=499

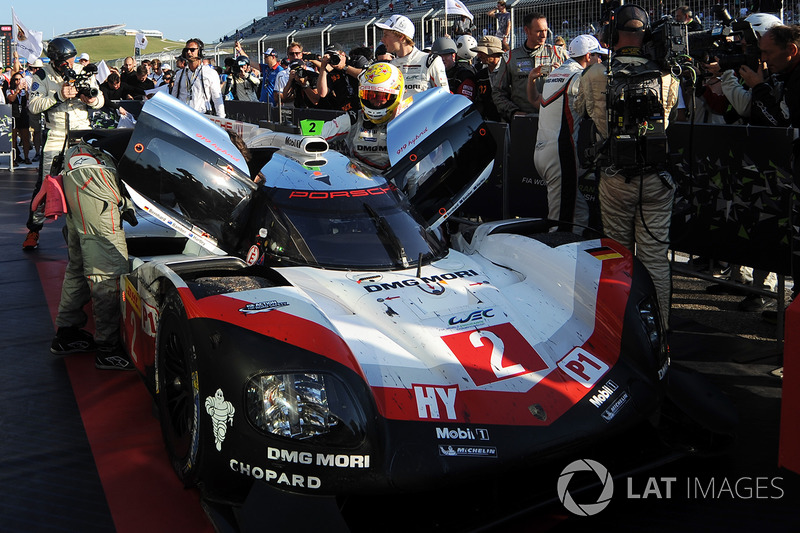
left=186, top=47, right=199, bottom=52
left=289, top=51, right=303, bottom=56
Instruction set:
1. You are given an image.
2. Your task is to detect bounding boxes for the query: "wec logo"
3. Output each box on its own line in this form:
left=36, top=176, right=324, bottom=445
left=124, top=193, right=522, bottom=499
left=448, top=309, right=494, bottom=326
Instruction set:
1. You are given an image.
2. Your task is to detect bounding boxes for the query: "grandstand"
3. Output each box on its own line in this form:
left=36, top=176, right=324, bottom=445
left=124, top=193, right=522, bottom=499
left=57, top=24, right=162, bottom=40
left=213, top=0, right=784, bottom=64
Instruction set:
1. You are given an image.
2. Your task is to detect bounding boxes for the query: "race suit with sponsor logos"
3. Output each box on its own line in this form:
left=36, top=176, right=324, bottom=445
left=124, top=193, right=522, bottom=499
left=533, top=59, right=589, bottom=229
left=391, top=48, right=449, bottom=97
left=56, top=141, right=132, bottom=346
left=322, top=98, right=412, bottom=170
left=492, top=43, right=567, bottom=121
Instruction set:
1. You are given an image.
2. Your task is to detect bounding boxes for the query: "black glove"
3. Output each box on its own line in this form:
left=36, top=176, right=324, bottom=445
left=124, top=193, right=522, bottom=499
left=121, top=205, right=138, bottom=227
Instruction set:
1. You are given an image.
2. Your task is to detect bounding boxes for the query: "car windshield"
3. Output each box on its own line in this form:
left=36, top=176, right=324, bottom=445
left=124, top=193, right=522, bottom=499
left=249, top=184, right=447, bottom=270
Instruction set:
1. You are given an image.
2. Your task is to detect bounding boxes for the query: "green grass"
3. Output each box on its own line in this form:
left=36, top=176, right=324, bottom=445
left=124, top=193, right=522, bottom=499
left=66, top=35, right=186, bottom=64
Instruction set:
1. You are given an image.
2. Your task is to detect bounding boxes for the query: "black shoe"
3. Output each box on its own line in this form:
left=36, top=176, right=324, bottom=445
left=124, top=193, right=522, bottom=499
left=738, top=294, right=769, bottom=312
left=51, top=327, right=96, bottom=355
left=95, top=344, right=134, bottom=371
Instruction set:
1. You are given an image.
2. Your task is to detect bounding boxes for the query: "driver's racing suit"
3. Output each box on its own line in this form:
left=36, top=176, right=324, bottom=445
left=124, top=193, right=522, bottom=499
left=391, top=48, right=449, bottom=97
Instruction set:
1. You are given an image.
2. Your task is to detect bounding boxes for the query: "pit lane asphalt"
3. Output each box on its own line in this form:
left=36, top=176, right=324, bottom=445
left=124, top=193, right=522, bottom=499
left=1, top=165, right=797, bottom=533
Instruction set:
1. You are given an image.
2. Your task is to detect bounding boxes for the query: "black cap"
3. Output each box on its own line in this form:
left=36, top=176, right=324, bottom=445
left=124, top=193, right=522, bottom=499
left=325, top=43, right=345, bottom=54
left=616, top=4, right=650, bottom=32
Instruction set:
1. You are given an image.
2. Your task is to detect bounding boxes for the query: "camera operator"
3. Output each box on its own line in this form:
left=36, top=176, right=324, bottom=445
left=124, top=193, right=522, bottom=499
left=224, top=55, right=261, bottom=102
left=575, top=4, right=680, bottom=329
left=279, top=42, right=321, bottom=108
left=317, top=43, right=367, bottom=112
left=22, top=37, right=103, bottom=251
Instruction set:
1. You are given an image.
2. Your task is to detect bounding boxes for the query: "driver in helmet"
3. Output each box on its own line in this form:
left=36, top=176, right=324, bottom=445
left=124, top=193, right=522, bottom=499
left=322, top=62, right=410, bottom=171
left=22, top=37, right=103, bottom=251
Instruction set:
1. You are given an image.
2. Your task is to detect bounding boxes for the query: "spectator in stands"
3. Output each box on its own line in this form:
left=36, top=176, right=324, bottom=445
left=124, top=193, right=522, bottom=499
left=492, top=12, right=568, bottom=122
left=488, top=1, right=512, bottom=51
left=259, top=48, right=284, bottom=106
left=376, top=14, right=448, bottom=97
left=472, top=35, right=504, bottom=121
left=317, top=43, right=366, bottom=112
left=171, top=38, right=225, bottom=116
left=675, top=5, right=703, bottom=31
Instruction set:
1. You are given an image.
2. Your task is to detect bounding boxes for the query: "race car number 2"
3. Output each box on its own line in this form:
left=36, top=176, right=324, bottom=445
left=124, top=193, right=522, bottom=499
left=442, top=323, right=548, bottom=386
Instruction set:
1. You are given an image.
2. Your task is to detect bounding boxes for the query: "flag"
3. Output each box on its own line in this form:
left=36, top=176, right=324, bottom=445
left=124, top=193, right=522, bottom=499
left=12, top=9, right=44, bottom=63
left=96, top=60, right=111, bottom=84
left=444, top=0, right=473, bottom=21
left=135, top=32, right=148, bottom=50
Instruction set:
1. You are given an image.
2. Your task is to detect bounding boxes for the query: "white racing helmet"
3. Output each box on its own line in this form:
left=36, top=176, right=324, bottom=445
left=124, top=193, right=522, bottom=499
left=745, top=13, right=782, bottom=38
left=456, top=35, right=478, bottom=60
left=358, top=62, right=405, bottom=125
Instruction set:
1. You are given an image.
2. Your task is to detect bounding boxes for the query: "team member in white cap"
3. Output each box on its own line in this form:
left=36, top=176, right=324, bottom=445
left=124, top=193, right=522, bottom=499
left=532, top=34, right=608, bottom=230
left=375, top=14, right=448, bottom=97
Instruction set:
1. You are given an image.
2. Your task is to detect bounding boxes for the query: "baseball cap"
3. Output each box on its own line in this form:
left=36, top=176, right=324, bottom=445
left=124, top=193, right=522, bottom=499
left=325, top=43, right=345, bottom=54
left=375, top=15, right=415, bottom=41
left=77, top=52, right=90, bottom=61
left=263, top=47, right=278, bottom=57
left=162, top=64, right=171, bottom=70
left=471, top=35, right=503, bottom=56
left=568, top=35, right=609, bottom=58
left=30, top=59, right=45, bottom=68
left=616, top=5, right=650, bottom=32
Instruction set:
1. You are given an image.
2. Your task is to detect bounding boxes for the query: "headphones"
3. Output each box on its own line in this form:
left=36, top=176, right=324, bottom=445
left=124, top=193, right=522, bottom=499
left=182, top=38, right=205, bottom=59
left=608, top=4, right=652, bottom=46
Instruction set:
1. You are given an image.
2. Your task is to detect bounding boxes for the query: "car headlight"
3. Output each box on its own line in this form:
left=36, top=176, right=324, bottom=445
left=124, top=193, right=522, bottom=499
left=245, top=373, right=366, bottom=446
left=638, top=296, right=669, bottom=379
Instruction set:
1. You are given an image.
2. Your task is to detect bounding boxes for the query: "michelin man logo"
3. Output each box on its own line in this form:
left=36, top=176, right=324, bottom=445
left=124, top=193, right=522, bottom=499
left=557, top=459, right=614, bottom=516
left=205, top=388, right=235, bottom=451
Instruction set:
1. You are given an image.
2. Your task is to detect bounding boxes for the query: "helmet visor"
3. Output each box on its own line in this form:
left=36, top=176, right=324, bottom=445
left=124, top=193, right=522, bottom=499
left=359, top=89, right=397, bottom=110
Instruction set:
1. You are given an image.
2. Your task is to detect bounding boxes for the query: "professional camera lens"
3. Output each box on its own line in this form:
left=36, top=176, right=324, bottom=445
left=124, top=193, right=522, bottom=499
left=329, top=53, right=341, bottom=66
left=303, top=53, right=321, bottom=61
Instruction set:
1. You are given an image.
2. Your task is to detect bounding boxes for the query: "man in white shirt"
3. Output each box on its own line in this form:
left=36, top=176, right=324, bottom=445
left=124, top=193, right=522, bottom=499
left=170, top=38, right=225, bottom=117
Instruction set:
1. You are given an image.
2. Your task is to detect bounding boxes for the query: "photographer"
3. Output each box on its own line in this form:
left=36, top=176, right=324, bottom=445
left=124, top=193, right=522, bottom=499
left=317, top=43, right=366, bottom=112
left=22, top=37, right=103, bottom=251
left=280, top=42, right=321, bottom=108
left=224, top=55, right=261, bottom=102
left=575, top=4, right=680, bottom=329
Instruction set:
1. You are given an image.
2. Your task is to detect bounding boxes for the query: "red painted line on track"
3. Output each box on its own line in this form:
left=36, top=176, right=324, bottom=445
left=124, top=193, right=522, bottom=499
left=38, top=260, right=214, bottom=533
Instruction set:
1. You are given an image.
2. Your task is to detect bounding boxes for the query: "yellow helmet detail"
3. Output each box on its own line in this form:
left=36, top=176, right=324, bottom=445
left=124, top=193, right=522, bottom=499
left=358, top=62, right=404, bottom=125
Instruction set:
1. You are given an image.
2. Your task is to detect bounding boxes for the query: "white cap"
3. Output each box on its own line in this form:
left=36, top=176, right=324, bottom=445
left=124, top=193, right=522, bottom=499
left=30, top=59, right=45, bottom=68
left=77, top=52, right=90, bottom=61
left=568, top=34, right=609, bottom=58
left=162, top=64, right=171, bottom=70
left=375, top=15, right=415, bottom=41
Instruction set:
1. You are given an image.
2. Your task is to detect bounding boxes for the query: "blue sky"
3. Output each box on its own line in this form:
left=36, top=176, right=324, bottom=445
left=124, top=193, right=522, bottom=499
left=10, top=2, right=270, bottom=44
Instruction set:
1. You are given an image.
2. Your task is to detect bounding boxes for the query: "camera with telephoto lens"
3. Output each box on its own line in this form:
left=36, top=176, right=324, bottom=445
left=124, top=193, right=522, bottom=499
left=64, top=64, right=99, bottom=98
left=686, top=7, right=761, bottom=71
left=303, top=53, right=321, bottom=61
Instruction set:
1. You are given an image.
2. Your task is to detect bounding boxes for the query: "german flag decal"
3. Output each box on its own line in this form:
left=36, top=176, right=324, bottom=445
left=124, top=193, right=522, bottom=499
left=586, top=246, right=623, bottom=261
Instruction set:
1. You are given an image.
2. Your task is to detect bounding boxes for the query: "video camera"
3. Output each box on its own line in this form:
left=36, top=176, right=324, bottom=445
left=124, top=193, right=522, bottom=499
left=687, top=8, right=761, bottom=71
left=64, top=63, right=99, bottom=98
